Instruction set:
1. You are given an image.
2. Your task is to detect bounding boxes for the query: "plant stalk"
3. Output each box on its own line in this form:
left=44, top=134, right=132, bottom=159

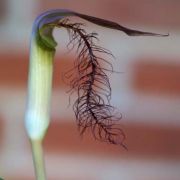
left=31, top=139, right=46, bottom=180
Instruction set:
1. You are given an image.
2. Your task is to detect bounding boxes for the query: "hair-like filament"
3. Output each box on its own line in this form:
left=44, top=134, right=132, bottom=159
left=54, top=19, right=126, bottom=148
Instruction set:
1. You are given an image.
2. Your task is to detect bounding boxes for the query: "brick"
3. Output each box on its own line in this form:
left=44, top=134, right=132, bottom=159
left=0, top=53, right=28, bottom=86
left=44, top=119, right=180, bottom=160
left=133, top=61, right=180, bottom=96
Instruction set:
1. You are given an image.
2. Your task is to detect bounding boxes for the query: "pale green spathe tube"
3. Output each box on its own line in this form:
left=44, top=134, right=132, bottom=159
left=25, top=9, right=74, bottom=141
left=25, top=40, right=55, bottom=140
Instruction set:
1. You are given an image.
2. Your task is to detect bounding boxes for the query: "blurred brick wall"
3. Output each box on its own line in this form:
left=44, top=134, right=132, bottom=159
left=0, top=52, right=180, bottom=179
left=0, top=0, right=180, bottom=179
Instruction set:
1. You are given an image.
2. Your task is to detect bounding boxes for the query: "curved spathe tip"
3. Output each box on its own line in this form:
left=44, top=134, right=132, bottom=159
left=32, top=9, right=169, bottom=50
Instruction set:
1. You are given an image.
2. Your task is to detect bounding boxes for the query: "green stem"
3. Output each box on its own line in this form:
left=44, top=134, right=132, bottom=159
left=31, top=139, right=46, bottom=180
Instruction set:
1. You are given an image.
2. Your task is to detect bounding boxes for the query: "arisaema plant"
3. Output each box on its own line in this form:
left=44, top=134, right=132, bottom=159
left=25, top=9, right=168, bottom=180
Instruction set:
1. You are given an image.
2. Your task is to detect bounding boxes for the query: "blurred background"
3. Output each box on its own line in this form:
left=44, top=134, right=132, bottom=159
left=0, top=0, right=180, bottom=179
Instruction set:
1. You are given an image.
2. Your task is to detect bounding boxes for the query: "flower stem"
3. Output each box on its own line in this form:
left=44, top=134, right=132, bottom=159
left=31, top=139, right=46, bottom=180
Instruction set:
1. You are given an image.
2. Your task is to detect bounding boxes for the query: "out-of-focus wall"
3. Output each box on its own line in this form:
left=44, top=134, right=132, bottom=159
left=0, top=1, right=180, bottom=179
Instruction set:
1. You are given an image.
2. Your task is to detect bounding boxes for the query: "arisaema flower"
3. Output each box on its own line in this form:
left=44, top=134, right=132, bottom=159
left=25, top=9, right=168, bottom=180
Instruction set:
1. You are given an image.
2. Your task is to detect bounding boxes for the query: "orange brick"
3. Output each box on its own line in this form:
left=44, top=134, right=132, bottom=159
left=133, top=61, right=180, bottom=96
left=44, top=119, right=180, bottom=160
left=44, top=120, right=126, bottom=157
